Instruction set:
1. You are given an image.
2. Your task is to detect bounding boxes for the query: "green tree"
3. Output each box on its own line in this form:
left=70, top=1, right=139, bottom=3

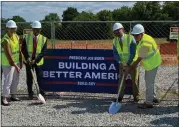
left=11, top=15, right=26, bottom=22
left=96, top=10, right=113, bottom=39
left=42, top=13, right=60, bottom=21
left=96, top=10, right=112, bottom=21
left=112, top=6, right=132, bottom=21
left=62, top=7, right=79, bottom=21
left=73, top=11, right=98, bottom=21
left=1, top=18, right=8, bottom=23
left=162, top=2, right=179, bottom=20
left=41, top=13, right=61, bottom=39
left=132, top=2, right=163, bottom=20
left=62, top=11, right=98, bottom=40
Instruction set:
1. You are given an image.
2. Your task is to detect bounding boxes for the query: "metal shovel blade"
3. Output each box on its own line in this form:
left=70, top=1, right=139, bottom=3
left=109, top=101, right=121, bottom=114
left=37, top=94, right=46, bottom=104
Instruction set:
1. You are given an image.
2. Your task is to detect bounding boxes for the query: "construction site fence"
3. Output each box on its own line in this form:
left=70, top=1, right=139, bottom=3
left=1, top=21, right=178, bottom=96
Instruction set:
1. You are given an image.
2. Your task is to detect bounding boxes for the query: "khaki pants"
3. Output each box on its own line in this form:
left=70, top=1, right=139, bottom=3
left=2, top=64, right=20, bottom=97
left=119, top=66, right=139, bottom=100
left=145, top=66, right=158, bottom=103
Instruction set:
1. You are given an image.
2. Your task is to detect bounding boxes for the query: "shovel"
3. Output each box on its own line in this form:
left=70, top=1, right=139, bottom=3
left=109, top=73, right=125, bottom=114
left=30, top=68, right=46, bottom=104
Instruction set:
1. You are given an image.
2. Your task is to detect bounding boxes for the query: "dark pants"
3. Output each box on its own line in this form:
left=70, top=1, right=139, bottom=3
left=25, top=64, right=45, bottom=96
left=119, top=66, right=139, bottom=100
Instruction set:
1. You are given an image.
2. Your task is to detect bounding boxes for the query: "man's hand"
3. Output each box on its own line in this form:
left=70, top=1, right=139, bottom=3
left=31, top=60, right=36, bottom=65
left=26, top=58, right=32, bottom=66
left=124, top=67, right=129, bottom=78
left=14, top=64, right=20, bottom=73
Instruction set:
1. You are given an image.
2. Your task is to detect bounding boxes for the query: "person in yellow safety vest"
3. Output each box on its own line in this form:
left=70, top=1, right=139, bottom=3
left=1, top=20, right=23, bottom=106
left=112, top=22, right=139, bottom=103
left=124, top=24, right=161, bottom=109
left=21, top=21, right=47, bottom=100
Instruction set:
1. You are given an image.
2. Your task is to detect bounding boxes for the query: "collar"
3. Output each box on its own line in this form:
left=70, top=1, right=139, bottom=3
left=33, top=34, right=39, bottom=38
left=118, top=34, right=124, bottom=41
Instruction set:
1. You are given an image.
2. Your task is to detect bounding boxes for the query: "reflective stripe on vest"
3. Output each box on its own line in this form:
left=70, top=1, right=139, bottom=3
left=25, top=34, right=46, bottom=66
left=137, top=34, right=162, bottom=71
left=1, top=33, right=20, bottom=66
left=141, top=41, right=158, bottom=60
left=113, top=34, right=132, bottom=64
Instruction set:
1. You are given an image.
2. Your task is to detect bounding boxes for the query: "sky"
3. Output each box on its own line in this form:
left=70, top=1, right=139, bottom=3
left=1, top=1, right=136, bottom=22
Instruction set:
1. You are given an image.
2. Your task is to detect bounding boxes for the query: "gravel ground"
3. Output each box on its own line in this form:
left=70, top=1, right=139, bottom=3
left=1, top=66, right=179, bottom=126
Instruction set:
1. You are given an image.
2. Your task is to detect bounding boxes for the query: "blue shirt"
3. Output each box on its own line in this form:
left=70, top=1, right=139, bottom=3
left=113, top=35, right=137, bottom=65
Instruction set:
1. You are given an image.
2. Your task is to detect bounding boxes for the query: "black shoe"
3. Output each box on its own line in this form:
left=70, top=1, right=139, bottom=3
left=28, top=95, right=34, bottom=100
left=10, top=97, right=20, bottom=101
left=134, top=97, right=139, bottom=103
left=137, top=102, right=153, bottom=109
left=153, top=98, right=159, bottom=104
left=112, top=97, right=122, bottom=102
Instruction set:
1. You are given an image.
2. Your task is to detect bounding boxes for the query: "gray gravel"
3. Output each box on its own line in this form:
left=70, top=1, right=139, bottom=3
left=1, top=66, right=179, bottom=126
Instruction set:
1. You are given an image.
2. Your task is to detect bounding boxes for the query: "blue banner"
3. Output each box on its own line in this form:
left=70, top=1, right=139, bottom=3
left=41, top=49, right=133, bottom=94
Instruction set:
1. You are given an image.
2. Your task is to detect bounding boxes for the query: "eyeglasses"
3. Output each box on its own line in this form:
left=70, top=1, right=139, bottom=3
left=132, top=34, right=140, bottom=37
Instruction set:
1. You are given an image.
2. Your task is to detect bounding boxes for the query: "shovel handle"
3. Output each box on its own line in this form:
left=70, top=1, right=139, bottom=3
left=30, top=68, right=40, bottom=94
left=116, top=74, right=125, bottom=102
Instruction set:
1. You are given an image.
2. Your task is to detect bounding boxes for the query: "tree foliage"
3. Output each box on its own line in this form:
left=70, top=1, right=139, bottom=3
left=113, top=6, right=132, bottom=21
left=11, top=15, right=26, bottom=22
left=42, top=13, right=60, bottom=21
left=1, top=1, right=179, bottom=40
left=62, top=7, right=79, bottom=21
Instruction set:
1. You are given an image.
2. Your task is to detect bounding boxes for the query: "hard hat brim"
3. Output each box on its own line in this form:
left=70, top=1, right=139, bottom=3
left=7, top=26, right=17, bottom=28
left=131, top=31, right=142, bottom=35
left=32, top=27, right=41, bottom=28
left=113, top=27, right=123, bottom=31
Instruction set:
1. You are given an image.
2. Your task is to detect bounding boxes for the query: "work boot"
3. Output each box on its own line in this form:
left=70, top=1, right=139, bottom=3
left=153, top=98, right=159, bottom=104
left=137, top=102, right=153, bottom=109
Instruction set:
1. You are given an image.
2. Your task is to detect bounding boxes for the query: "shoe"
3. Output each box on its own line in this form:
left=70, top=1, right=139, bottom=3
left=10, top=97, right=20, bottom=101
left=41, top=94, right=47, bottom=101
left=2, top=97, right=10, bottom=106
left=112, top=97, right=122, bottom=102
left=28, top=95, right=34, bottom=100
left=153, top=98, right=159, bottom=104
left=137, top=102, right=153, bottom=109
left=134, top=97, right=139, bottom=103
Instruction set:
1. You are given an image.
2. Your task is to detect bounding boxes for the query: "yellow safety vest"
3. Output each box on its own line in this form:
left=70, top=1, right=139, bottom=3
left=1, top=33, right=20, bottom=66
left=136, top=34, right=162, bottom=71
left=25, top=34, right=47, bottom=66
left=113, top=34, right=136, bottom=65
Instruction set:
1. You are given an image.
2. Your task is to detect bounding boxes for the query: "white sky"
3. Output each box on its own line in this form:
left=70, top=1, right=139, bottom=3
left=1, top=1, right=136, bottom=22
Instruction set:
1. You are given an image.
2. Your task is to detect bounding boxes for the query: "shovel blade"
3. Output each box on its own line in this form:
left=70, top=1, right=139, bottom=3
left=37, top=94, right=46, bottom=104
left=109, top=102, right=121, bottom=114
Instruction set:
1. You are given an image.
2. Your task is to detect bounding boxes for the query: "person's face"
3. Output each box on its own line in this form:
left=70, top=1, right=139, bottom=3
left=7, top=28, right=16, bottom=35
left=113, top=28, right=124, bottom=37
left=133, top=33, right=143, bottom=42
left=33, top=28, right=41, bottom=36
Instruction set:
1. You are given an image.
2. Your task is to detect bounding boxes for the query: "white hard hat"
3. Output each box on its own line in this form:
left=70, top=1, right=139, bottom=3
left=6, top=20, right=17, bottom=28
left=131, top=24, right=144, bottom=35
left=31, top=21, right=41, bottom=28
left=113, top=23, right=123, bottom=31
